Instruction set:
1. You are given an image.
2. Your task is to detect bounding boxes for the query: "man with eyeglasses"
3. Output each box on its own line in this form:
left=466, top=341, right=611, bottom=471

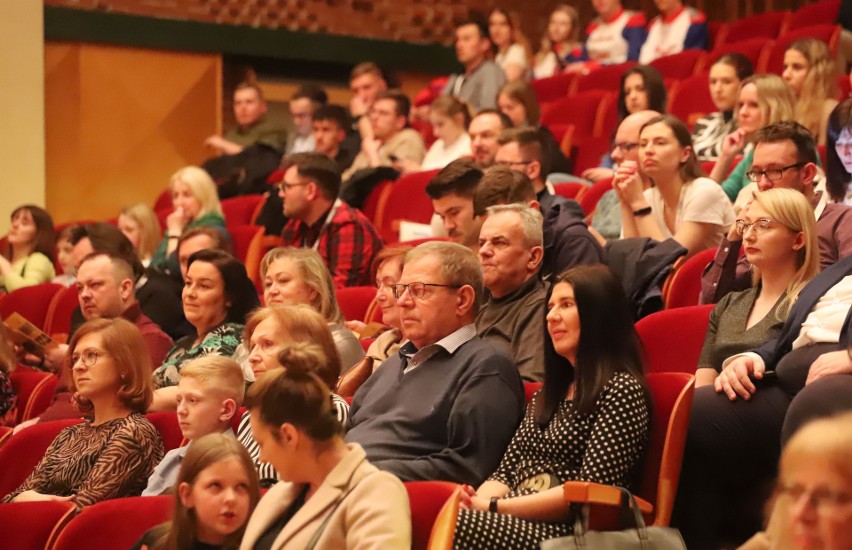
left=590, top=110, right=660, bottom=242
left=700, top=121, right=852, bottom=304
left=279, top=152, right=383, bottom=288
left=346, top=241, right=524, bottom=485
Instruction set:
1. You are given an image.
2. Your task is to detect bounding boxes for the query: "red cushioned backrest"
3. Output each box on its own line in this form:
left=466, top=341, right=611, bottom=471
left=668, top=73, right=715, bottom=131
left=404, top=481, right=459, bottom=550
left=51, top=495, right=174, bottom=550
left=541, top=91, right=614, bottom=139
left=145, top=411, right=184, bottom=452
left=664, top=247, right=717, bottom=309
left=221, top=195, right=265, bottom=227
left=22, top=374, right=60, bottom=423
left=8, top=370, right=57, bottom=425
left=44, top=285, right=80, bottom=340
left=0, top=500, right=76, bottom=550
left=377, top=170, right=440, bottom=243
left=635, top=304, right=714, bottom=375
left=531, top=72, right=578, bottom=104
left=703, top=38, right=768, bottom=73
left=787, top=0, right=840, bottom=32
left=720, top=10, right=789, bottom=46
left=228, top=224, right=263, bottom=264
left=650, top=49, right=706, bottom=80
left=0, top=283, right=64, bottom=331
left=762, top=24, right=840, bottom=74
left=336, top=286, right=379, bottom=323
left=0, top=419, right=82, bottom=500
left=523, top=382, right=542, bottom=405
left=578, top=177, right=613, bottom=217
left=573, top=62, right=636, bottom=95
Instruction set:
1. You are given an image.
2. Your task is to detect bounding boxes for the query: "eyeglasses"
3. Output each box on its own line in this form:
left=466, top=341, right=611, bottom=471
left=745, top=162, right=805, bottom=182
left=390, top=282, right=460, bottom=300
left=777, top=483, right=852, bottom=513
left=735, top=218, right=774, bottom=236
left=612, top=141, right=640, bottom=153
left=278, top=182, right=309, bottom=192
left=71, top=348, right=106, bottom=368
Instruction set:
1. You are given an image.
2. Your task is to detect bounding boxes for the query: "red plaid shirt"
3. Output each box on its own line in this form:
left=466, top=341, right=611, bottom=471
left=281, top=200, right=384, bottom=288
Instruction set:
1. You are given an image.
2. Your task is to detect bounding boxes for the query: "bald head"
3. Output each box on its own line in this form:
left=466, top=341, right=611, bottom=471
left=612, top=110, right=660, bottom=166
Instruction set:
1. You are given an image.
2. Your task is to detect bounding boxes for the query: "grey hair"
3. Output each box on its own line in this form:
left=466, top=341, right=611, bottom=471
left=405, top=241, right=483, bottom=314
left=484, top=203, right=543, bottom=248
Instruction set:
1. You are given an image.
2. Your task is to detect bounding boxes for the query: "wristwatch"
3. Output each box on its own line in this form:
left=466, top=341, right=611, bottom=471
left=633, top=206, right=652, bottom=217
left=489, top=496, right=499, bottom=513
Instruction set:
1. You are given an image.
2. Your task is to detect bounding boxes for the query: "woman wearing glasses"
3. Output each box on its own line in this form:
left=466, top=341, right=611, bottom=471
left=1, top=318, right=163, bottom=510
left=695, top=188, right=819, bottom=388
left=614, top=114, right=735, bottom=257
left=709, top=74, right=797, bottom=203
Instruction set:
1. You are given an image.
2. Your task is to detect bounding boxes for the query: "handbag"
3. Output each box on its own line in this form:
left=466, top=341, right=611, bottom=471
left=540, top=487, right=686, bottom=550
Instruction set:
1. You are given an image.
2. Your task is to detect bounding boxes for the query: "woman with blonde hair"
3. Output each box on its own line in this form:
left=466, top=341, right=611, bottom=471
left=696, top=188, right=819, bottom=388
left=488, top=7, right=532, bottom=82
left=119, top=203, right=162, bottom=267
left=151, top=166, right=228, bottom=270
left=1, top=318, right=163, bottom=510
left=783, top=38, right=838, bottom=146
left=260, top=247, right=363, bottom=372
left=710, top=74, right=797, bottom=202
left=533, top=5, right=582, bottom=79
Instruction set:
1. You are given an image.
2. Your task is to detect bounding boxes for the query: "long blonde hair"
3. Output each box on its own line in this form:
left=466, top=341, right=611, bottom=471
left=743, top=74, right=797, bottom=129
left=535, top=4, right=580, bottom=65
left=749, top=188, right=820, bottom=317
left=787, top=38, right=837, bottom=138
left=260, top=247, right=344, bottom=324
left=170, top=166, right=224, bottom=219
left=120, top=203, right=162, bottom=262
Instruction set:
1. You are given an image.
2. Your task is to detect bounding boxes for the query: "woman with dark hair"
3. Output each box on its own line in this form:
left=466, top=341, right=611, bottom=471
left=240, top=343, right=410, bottom=548
left=488, top=7, right=532, bottom=82
left=692, top=53, right=754, bottom=162
left=152, top=250, right=259, bottom=405
left=451, top=265, right=650, bottom=549
left=826, top=98, right=852, bottom=204
left=615, top=114, right=735, bottom=257
left=1, top=318, right=163, bottom=510
left=0, top=205, right=55, bottom=292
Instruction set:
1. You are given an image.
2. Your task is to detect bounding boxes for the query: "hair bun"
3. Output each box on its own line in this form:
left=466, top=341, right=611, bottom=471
left=276, top=342, right=329, bottom=379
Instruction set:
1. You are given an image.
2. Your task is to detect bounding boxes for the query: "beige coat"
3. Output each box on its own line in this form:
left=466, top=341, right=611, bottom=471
left=240, top=443, right=411, bottom=550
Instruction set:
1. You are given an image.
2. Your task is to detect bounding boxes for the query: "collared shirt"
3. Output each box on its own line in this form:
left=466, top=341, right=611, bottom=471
left=792, top=276, right=852, bottom=349
left=399, top=323, right=477, bottom=375
left=142, top=429, right=236, bottom=496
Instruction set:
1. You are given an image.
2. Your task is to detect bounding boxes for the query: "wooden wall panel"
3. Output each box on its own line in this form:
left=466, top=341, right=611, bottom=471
left=45, top=42, right=221, bottom=225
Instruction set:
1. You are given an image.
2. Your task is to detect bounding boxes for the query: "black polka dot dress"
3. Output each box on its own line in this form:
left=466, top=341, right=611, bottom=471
left=452, top=372, right=650, bottom=549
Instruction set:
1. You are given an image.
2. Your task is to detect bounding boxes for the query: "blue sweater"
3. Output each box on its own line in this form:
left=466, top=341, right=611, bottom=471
left=346, top=335, right=524, bottom=485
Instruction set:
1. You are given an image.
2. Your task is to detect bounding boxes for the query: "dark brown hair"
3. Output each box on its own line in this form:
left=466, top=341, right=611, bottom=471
left=282, top=152, right=342, bottom=201
left=6, top=205, right=55, bottom=262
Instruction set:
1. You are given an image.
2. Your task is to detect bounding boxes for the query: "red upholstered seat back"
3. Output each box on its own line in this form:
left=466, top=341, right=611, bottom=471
left=404, top=481, right=459, bottom=550
left=635, top=304, right=714, bottom=375
left=337, top=286, right=378, bottom=323
left=0, top=500, right=76, bottom=550
left=0, top=283, right=64, bottom=331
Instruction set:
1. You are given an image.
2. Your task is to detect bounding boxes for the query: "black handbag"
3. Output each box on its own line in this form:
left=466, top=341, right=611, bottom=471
left=540, top=487, right=686, bottom=549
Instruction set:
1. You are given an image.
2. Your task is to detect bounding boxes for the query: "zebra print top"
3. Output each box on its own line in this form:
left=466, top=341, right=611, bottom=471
left=1, top=413, right=163, bottom=510
left=237, top=395, right=350, bottom=485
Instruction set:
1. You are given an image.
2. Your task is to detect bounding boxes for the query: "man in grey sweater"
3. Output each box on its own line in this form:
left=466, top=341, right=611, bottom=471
left=346, top=241, right=524, bottom=485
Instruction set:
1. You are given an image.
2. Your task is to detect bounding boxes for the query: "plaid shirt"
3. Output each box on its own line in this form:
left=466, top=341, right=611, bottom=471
left=281, top=200, right=384, bottom=288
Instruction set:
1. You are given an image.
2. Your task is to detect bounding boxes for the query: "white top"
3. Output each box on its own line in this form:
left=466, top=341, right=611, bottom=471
left=793, top=275, right=852, bottom=349
left=639, top=7, right=704, bottom=64
left=496, top=44, right=529, bottom=72
left=643, top=176, right=735, bottom=251
left=421, top=133, right=472, bottom=171
left=533, top=53, right=559, bottom=80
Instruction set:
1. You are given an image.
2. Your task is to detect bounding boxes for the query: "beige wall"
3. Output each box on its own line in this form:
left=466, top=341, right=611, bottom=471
left=0, top=2, right=45, bottom=235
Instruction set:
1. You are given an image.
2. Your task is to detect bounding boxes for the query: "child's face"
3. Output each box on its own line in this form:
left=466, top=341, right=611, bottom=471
left=176, top=376, right=232, bottom=441
left=429, top=112, right=459, bottom=143
left=179, top=457, right=252, bottom=545
left=57, top=238, right=76, bottom=276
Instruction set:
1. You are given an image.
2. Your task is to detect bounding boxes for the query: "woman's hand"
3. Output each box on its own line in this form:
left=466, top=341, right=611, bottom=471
left=166, top=206, right=188, bottom=236
left=715, top=355, right=765, bottom=401
left=613, top=160, right=646, bottom=210
left=720, top=128, right=747, bottom=160
left=344, top=319, right=367, bottom=334
left=807, top=350, right=852, bottom=385
left=12, top=490, right=74, bottom=503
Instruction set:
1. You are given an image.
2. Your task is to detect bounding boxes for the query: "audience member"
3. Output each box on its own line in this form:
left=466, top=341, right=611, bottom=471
left=616, top=114, right=735, bottom=257
left=152, top=250, right=258, bottom=406
left=0, top=324, right=15, bottom=421
left=342, top=90, right=426, bottom=181
left=473, top=164, right=603, bottom=280
left=237, top=305, right=348, bottom=485
left=475, top=204, right=546, bottom=381
left=488, top=8, right=532, bottom=82
left=452, top=265, right=651, bottom=548
left=286, top=84, right=327, bottom=154
left=259, top=247, right=364, bottom=372
left=242, top=344, right=411, bottom=548
left=783, top=38, right=837, bottom=146
left=568, top=0, right=646, bottom=72
left=409, top=95, right=471, bottom=172
left=826, top=98, right=852, bottom=205
left=312, top=104, right=357, bottom=172
left=591, top=110, right=660, bottom=242
left=701, top=122, right=852, bottom=304
left=638, top=0, right=708, bottom=65
left=533, top=4, right=582, bottom=79
left=469, top=109, right=512, bottom=169
left=496, top=80, right=573, bottom=176
left=205, top=81, right=287, bottom=155
left=676, top=254, right=852, bottom=548
left=346, top=242, right=524, bottom=485
left=696, top=188, right=819, bottom=388
left=176, top=226, right=234, bottom=282
left=349, top=62, right=388, bottom=140
left=0, top=205, right=54, bottom=292
left=426, top=159, right=484, bottom=252
left=2, top=318, right=163, bottom=510
left=444, top=19, right=506, bottom=112
left=133, top=433, right=260, bottom=550
left=693, top=54, right=755, bottom=162
left=150, top=166, right=229, bottom=272
left=582, top=65, right=667, bottom=183
left=143, top=356, right=244, bottom=496
left=118, top=203, right=162, bottom=268
left=710, top=74, right=796, bottom=202
left=280, top=152, right=384, bottom=288
left=51, top=224, right=78, bottom=287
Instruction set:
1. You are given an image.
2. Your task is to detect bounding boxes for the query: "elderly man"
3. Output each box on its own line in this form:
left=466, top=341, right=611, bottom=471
left=204, top=81, right=287, bottom=155
left=443, top=19, right=506, bottom=112
left=701, top=121, right=852, bottom=304
left=280, top=152, right=383, bottom=288
left=476, top=204, right=546, bottom=381
left=346, top=241, right=524, bottom=485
